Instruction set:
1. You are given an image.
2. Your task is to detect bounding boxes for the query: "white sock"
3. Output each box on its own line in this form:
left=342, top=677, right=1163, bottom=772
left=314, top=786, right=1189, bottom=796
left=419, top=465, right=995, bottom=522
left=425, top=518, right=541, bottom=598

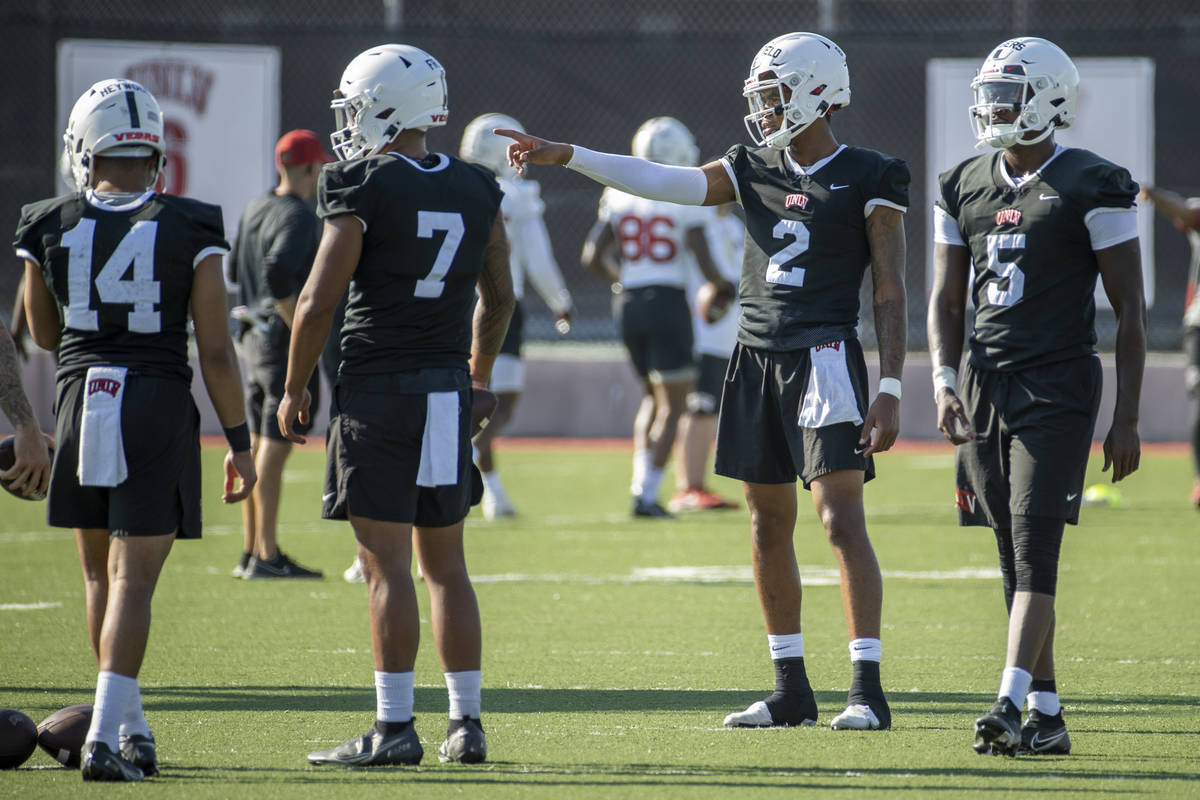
left=374, top=670, right=414, bottom=723
left=118, top=687, right=151, bottom=738
left=481, top=469, right=506, bottom=498
left=640, top=466, right=664, bottom=503
left=631, top=448, right=650, bottom=495
left=848, top=637, right=882, bottom=663
left=86, top=671, right=138, bottom=749
left=1027, top=690, right=1061, bottom=716
left=767, top=632, right=805, bottom=660
left=445, top=670, right=482, bottom=720
left=998, top=666, right=1033, bottom=706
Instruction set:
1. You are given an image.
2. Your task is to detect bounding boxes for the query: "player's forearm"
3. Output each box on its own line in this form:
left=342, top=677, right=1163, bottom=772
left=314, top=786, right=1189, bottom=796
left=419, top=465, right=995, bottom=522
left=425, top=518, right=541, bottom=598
left=283, top=297, right=331, bottom=397
left=568, top=147, right=708, bottom=206
left=873, top=291, right=907, bottom=380
left=868, top=209, right=907, bottom=378
left=1111, top=302, right=1147, bottom=426
left=198, top=344, right=248, bottom=429
left=1143, top=185, right=1200, bottom=232
left=0, top=330, right=37, bottom=430
left=23, top=263, right=61, bottom=352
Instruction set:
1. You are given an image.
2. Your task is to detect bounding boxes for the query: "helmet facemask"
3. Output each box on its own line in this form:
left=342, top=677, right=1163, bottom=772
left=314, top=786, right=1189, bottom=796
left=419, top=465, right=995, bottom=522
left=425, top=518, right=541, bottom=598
left=969, top=38, right=1077, bottom=150
left=330, top=89, right=379, bottom=161
left=743, top=70, right=831, bottom=150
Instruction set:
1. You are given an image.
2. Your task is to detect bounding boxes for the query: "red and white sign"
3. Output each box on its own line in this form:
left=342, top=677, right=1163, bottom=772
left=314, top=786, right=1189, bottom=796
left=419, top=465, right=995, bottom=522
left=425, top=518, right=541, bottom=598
left=57, top=39, right=280, bottom=250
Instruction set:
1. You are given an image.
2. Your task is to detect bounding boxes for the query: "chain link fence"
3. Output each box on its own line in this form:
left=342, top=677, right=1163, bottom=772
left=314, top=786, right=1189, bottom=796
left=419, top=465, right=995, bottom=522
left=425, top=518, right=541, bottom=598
left=5, top=0, right=1199, bottom=349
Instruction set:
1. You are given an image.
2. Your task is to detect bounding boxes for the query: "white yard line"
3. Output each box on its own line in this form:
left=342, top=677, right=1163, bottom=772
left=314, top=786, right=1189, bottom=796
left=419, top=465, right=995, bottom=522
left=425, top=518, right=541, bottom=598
left=0, top=601, right=62, bottom=611
left=471, top=565, right=1000, bottom=585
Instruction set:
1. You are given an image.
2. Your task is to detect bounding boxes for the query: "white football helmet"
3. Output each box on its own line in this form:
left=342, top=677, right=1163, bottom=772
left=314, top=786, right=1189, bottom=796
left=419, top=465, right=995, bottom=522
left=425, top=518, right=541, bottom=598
left=631, top=117, right=700, bottom=166
left=742, top=32, right=851, bottom=150
left=330, top=43, right=448, bottom=161
left=460, top=112, right=523, bottom=179
left=62, top=79, right=165, bottom=191
left=970, top=37, right=1078, bottom=149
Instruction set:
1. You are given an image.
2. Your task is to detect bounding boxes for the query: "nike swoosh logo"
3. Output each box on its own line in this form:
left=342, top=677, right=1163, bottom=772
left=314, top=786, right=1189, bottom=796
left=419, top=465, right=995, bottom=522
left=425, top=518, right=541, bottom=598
left=1039, top=193, right=1058, bottom=200
left=854, top=446, right=869, bottom=456
left=1029, top=729, right=1068, bottom=749
left=322, top=492, right=336, bottom=502
left=830, top=184, right=849, bottom=190
left=1066, top=493, right=1079, bottom=502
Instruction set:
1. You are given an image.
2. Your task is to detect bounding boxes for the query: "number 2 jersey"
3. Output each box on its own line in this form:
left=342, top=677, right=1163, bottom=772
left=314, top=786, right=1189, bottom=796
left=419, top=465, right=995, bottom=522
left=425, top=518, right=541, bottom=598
left=13, top=189, right=228, bottom=381
left=935, top=147, right=1138, bottom=371
left=722, top=143, right=909, bottom=351
left=318, top=151, right=503, bottom=377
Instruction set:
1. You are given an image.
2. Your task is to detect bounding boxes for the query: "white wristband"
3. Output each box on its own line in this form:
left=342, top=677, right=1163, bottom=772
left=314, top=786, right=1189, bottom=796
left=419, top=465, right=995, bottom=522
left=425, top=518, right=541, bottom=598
left=932, top=365, right=958, bottom=397
left=878, top=377, right=902, bottom=399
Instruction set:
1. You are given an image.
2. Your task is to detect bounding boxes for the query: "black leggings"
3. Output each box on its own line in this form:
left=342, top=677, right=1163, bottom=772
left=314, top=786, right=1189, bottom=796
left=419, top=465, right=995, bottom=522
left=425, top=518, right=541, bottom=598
left=993, top=514, right=1066, bottom=611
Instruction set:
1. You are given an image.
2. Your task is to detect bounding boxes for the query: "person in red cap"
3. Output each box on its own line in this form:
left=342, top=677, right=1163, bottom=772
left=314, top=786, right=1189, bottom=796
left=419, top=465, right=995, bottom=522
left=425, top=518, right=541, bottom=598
left=229, top=129, right=333, bottom=579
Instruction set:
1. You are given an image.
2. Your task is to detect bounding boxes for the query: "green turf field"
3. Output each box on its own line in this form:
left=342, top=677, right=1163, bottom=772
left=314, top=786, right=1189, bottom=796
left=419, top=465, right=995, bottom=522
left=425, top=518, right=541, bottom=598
left=2, top=444, right=1198, bottom=797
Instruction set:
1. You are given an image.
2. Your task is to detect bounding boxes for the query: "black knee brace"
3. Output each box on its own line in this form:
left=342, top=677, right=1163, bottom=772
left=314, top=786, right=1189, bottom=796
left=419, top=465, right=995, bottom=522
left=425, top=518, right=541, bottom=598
left=1012, top=513, right=1065, bottom=596
left=993, top=527, right=1016, bottom=613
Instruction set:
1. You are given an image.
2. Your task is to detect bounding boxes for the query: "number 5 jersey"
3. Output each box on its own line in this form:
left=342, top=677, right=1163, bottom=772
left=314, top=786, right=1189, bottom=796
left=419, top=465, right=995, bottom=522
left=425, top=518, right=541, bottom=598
left=14, top=189, right=228, bottom=381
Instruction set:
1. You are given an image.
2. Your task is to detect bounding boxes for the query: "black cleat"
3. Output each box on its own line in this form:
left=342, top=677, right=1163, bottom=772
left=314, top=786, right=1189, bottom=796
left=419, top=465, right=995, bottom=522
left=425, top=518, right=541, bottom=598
left=244, top=551, right=323, bottom=579
left=438, top=718, right=487, bottom=764
left=80, top=741, right=144, bottom=782
left=307, top=721, right=423, bottom=766
left=974, top=697, right=1022, bottom=756
left=1018, top=709, right=1072, bottom=755
left=632, top=499, right=674, bottom=518
left=724, top=690, right=819, bottom=728
left=119, top=733, right=158, bottom=776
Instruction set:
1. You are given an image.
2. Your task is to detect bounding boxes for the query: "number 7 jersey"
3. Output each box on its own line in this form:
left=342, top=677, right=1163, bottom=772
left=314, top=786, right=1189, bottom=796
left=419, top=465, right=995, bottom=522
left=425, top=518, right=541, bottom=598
left=724, top=143, right=909, bottom=351
left=14, top=190, right=228, bottom=381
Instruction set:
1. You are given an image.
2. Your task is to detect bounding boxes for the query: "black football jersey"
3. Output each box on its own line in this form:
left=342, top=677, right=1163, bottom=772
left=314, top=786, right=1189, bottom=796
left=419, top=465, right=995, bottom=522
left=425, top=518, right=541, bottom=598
left=13, top=191, right=228, bottom=381
left=318, top=152, right=503, bottom=376
left=725, top=143, right=910, bottom=351
left=936, top=148, right=1138, bottom=371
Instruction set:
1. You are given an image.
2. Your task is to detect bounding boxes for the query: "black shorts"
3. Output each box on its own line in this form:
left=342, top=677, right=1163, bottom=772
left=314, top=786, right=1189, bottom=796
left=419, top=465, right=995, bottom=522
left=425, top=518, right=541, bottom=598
left=49, top=373, right=202, bottom=538
left=323, top=375, right=476, bottom=527
left=714, top=340, right=874, bottom=489
left=244, top=328, right=320, bottom=442
left=688, top=353, right=731, bottom=415
left=614, top=285, right=696, bottom=382
left=499, top=300, right=524, bottom=357
left=955, top=356, right=1102, bottom=529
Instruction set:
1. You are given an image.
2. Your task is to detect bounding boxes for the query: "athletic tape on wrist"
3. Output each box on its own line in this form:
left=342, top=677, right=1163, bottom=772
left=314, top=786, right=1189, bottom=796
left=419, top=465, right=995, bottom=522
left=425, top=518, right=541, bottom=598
left=878, top=377, right=902, bottom=399
left=932, top=365, right=958, bottom=397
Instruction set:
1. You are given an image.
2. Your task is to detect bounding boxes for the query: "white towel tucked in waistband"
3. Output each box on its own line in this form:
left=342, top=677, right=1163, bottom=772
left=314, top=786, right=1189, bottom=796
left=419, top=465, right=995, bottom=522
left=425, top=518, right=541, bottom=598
left=798, top=341, right=864, bottom=429
left=416, top=391, right=460, bottom=487
left=77, top=366, right=129, bottom=487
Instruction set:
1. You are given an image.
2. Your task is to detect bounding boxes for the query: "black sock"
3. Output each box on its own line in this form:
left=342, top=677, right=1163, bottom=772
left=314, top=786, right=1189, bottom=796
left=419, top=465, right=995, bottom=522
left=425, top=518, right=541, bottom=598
left=847, top=660, right=891, bottom=728
left=1029, top=678, right=1057, bottom=693
left=238, top=552, right=251, bottom=569
left=762, top=658, right=817, bottom=724
left=375, top=719, right=412, bottom=737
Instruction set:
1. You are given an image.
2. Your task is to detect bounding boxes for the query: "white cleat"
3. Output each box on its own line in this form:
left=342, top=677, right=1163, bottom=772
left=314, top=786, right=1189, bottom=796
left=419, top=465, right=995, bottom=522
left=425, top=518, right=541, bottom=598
left=830, top=703, right=882, bottom=730
left=481, top=489, right=517, bottom=520
left=724, top=701, right=775, bottom=727
left=343, top=557, right=365, bottom=583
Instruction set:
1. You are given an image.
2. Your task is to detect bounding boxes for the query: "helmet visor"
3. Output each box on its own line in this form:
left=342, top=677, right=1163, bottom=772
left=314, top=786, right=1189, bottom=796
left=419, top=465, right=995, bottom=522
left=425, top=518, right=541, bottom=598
left=974, top=80, right=1025, bottom=109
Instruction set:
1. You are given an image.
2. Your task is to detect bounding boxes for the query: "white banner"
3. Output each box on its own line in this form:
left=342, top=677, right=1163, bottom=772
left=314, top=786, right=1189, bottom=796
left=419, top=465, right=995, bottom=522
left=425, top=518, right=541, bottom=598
left=56, top=39, right=280, bottom=247
left=926, top=57, right=1156, bottom=308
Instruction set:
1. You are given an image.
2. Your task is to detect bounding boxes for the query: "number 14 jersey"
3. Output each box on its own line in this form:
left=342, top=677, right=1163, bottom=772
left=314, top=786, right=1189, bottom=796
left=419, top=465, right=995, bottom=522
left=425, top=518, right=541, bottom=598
left=14, top=190, right=228, bottom=381
left=724, top=143, right=909, bottom=351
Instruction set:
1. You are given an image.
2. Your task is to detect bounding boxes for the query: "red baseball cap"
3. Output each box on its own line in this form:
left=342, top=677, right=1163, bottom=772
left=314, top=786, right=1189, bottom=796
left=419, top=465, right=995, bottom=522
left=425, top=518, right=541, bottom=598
left=275, top=129, right=334, bottom=168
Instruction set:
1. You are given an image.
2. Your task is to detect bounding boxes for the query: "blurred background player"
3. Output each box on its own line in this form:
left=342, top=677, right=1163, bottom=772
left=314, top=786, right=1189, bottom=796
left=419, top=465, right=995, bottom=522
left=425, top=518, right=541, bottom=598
left=15, top=78, right=256, bottom=780
left=1138, top=184, right=1200, bottom=507
left=230, top=129, right=331, bottom=579
left=580, top=116, right=732, bottom=518
left=929, top=37, right=1145, bottom=756
left=501, top=30, right=909, bottom=732
left=670, top=198, right=743, bottom=512
left=279, top=43, right=513, bottom=767
left=459, top=113, right=573, bottom=519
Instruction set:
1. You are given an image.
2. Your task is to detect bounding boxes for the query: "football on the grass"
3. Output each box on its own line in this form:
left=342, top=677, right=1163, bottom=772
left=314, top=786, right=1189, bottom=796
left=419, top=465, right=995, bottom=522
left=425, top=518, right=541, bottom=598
left=696, top=281, right=736, bottom=324
left=0, top=433, right=54, bottom=500
left=0, top=709, right=37, bottom=769
left=472, top=387, right=498, bottom=436
left=36, top=704, right=92, bottom=767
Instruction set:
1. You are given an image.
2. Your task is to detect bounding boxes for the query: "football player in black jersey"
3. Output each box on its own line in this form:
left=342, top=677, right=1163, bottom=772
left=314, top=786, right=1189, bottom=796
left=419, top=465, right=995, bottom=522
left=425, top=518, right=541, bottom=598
left=501, top=31, right=909, bottom=732
left=279, top=44, right=514, bottom=767
left=15, top=79, right=257, bottom=780
left=928, top=38, right=1146, bottom=756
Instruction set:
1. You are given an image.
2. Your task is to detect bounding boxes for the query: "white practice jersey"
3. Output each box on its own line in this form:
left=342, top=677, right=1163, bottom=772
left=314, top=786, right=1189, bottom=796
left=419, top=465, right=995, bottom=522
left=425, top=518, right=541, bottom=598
left=598, top=187, right=716, bottom=290
left=498, top=176, right=572, bottom=315
left=686, top=211, right=744, bottom=358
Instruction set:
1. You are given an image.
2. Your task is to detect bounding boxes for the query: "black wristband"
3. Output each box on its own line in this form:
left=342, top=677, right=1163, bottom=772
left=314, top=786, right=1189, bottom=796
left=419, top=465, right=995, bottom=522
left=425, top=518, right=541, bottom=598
left=223, top=422, right=251, bottom=453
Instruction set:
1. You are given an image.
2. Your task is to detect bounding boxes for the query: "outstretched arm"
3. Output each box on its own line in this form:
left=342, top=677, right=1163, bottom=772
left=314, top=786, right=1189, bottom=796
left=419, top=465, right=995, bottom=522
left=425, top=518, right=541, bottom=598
left=495, top=128, right=737, bottom=206
left=1140, top=185, right=1200, bottom=233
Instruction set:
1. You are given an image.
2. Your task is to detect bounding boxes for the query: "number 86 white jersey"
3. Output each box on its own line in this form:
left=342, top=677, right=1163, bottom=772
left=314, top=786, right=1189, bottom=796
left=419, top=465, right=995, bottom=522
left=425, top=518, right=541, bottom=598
left=597, top=187, right=717, bottom=291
